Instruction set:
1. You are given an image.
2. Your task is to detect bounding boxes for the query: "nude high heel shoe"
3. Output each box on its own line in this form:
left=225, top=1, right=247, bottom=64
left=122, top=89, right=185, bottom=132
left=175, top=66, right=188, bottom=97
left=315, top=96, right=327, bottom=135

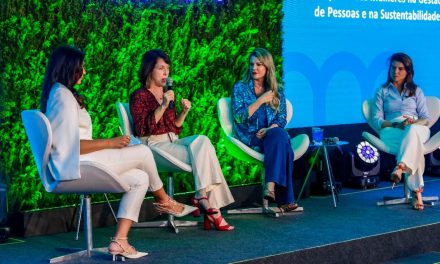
left=108, top=237, right=148, bottom=261
left=153, top=197, right=197, bottom=217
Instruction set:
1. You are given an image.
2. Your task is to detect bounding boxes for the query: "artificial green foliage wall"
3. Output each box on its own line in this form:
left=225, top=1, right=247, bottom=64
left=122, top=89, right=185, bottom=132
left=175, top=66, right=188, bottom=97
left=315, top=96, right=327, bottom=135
left=0, top=0, right=283, bottom=211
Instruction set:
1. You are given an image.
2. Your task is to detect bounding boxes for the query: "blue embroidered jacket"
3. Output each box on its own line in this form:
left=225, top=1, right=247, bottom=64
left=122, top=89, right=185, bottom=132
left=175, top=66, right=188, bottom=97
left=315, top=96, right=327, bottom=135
left=231, top=81, right=287, bottom=146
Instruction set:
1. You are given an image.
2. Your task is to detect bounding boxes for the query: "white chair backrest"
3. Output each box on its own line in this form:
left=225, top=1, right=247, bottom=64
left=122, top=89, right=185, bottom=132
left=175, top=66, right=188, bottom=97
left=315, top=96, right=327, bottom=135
left=116, top=102, right=134, bottom=135
left=116, top=102, right=192, bottom=172
left=362, top=96, right=440, bottom=134
left=361, top=99, right=379, bottom=134
left=22, top=110, right=130, bottom=194
left=286, top=99, right=293, bottom=124
left=21, top=110, right=56, bottom=192
left=217, top=97, right=293, bottom=137
left=426, top=96, right=440, bottom=128
left=218, top=98, right=234, bottom=136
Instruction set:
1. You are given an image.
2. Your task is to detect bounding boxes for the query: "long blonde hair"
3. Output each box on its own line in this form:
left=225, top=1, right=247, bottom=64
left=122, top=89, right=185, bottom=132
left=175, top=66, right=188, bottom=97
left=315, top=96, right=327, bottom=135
left=242, top=47, right=280, bottom=111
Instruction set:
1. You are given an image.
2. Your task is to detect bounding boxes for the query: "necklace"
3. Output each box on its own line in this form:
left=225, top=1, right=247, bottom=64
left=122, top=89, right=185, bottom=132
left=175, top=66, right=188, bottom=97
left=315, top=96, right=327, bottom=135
left=148, top=87, right=163, bottom=104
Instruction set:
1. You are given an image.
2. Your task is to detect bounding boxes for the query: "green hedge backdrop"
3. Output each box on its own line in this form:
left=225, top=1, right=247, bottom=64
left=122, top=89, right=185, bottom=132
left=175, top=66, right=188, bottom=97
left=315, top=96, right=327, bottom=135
left=0, top=0, right=283, bottom=211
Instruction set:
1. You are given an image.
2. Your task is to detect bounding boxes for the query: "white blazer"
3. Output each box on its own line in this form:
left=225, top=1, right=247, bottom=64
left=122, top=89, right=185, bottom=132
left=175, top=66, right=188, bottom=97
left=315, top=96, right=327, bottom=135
left=45, top=82, right=81, bottom=182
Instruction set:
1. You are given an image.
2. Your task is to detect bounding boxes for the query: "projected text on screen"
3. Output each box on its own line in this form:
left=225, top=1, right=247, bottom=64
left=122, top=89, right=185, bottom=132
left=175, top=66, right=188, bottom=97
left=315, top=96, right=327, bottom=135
left=282, top=0, right=440, bottom=128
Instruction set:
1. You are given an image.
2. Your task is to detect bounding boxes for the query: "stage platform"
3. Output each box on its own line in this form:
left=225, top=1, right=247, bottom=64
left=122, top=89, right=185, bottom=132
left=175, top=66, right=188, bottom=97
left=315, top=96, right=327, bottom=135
left=1, top=177, right=440, bottom=264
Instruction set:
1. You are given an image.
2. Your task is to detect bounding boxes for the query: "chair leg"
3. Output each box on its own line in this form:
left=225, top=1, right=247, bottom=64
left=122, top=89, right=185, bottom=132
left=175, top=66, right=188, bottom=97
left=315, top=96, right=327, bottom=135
left=103, top=193, right=117, bottom=223
left=76, top=193, right=117, bottom=241
left=50, top=195, right=109, bottom=263
left=133, top=173, right=199, bottom=232
left=75, top=195, right=84, bottom=241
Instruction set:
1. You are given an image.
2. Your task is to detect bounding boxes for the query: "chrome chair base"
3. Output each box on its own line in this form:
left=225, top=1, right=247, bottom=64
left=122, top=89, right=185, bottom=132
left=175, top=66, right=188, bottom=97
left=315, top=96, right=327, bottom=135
left=377, top=195, right=438, bottom=206
left=50, top=248, right=108, bottom=263
left=227, top=199, right=304, bottom=218
left=133, top=215, right=199, bottom=234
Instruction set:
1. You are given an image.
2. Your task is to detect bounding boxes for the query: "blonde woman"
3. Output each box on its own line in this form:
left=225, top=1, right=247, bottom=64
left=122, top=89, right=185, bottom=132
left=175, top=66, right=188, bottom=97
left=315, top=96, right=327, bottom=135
left=231, top=48, right=299, bottom=211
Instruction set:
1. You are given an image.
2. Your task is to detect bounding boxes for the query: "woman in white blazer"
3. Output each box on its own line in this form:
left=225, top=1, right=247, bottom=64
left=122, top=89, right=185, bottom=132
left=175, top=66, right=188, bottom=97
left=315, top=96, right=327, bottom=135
left=40, top=45, right=196, bottom=260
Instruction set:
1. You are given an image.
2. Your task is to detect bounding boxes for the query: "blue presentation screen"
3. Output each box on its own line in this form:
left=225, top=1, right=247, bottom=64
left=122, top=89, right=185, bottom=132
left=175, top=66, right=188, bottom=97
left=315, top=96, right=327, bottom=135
left=282, top=0, right=440, bottom=128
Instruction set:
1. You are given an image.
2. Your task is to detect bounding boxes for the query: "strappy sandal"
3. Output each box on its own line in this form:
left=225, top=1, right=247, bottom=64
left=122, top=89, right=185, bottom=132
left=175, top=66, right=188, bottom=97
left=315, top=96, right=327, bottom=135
left=412, top=192, right=424, bottom=211
left=153, top=197, right=197, bottom=217
left=108, top=237, right=148, bottom=261
left=279, top=203, right=299, bottom=213
left=204, top=209, right=234, bottom=231
left=192, top=197, right=217, bottom=217
left=390, top=164, right=405, bottom=183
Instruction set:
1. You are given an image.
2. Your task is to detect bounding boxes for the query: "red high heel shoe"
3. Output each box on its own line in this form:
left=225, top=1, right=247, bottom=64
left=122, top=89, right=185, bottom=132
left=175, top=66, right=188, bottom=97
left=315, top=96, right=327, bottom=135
left=192, top=197, right=217, bottom=217
left=204, top=209, right=234, bottom=231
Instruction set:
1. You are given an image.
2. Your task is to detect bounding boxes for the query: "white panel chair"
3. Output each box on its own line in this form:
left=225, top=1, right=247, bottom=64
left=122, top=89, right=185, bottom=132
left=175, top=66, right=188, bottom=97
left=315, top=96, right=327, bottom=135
left=22, top=110, right=130, bottom=263
left=116, top=102, right=198, bottom=233
left=362, top=96, right=440, bottom=206
left=217, top=97, right=310, bottom=217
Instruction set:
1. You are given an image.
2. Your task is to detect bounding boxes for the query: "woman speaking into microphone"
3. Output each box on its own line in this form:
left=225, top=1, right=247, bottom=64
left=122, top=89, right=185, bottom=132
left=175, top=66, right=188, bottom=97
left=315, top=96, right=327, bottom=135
left=129, top=49, right=235, bottom=231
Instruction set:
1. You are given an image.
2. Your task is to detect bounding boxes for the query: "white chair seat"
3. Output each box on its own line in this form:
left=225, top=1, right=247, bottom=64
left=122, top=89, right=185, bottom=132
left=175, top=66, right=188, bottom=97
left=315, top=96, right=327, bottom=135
left=361, top=131, right=395, bottom=155
left=149, top=145, right=192, bottom=173
left=53, top=161, right=130, bottom=194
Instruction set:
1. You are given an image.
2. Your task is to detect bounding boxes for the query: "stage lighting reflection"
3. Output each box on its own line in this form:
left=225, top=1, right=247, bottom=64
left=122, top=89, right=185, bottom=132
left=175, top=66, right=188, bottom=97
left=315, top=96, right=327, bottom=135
left=356, top=141, right=379, bottom=165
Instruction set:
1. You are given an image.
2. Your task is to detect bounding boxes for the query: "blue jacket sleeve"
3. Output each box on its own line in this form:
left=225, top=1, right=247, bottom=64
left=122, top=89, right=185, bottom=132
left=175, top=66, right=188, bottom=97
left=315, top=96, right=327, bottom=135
left=231, top=82, right=258, bottom=124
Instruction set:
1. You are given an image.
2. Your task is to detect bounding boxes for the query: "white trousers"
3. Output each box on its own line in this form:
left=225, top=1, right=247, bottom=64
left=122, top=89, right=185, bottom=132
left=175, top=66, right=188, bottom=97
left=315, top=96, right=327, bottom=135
left=142, top=133, right=235, bottom=209
left=80, top=144, right=163, bottom=222
left=380, top=124, right=430, bottom=191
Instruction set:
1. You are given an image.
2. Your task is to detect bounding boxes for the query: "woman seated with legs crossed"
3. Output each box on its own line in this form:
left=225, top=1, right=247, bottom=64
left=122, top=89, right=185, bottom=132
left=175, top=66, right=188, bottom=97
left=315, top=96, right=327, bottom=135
left=231, top=48, right=299, bottom=212
left=41, top=46, right=196, bottom=260
left=373, top=52, right=431, bottom=211
left=130, top=49, right=235, bottom=231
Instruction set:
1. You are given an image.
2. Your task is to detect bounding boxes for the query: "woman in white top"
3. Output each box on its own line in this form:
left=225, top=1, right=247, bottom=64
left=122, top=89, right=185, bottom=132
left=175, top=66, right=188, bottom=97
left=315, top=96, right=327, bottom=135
left=373, top=52, right=430, bottom=210
left=40, top=45, right=196, bottom=260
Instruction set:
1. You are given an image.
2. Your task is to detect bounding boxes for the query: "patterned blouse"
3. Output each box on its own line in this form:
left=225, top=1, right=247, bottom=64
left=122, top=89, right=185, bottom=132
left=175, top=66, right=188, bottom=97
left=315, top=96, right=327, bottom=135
left=130, top=87, right=182, bottom=137
left=231, top=80, right=287, bottom=146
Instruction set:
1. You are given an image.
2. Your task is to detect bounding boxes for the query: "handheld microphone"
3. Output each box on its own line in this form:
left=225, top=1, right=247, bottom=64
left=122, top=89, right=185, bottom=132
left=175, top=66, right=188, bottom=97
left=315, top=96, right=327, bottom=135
left=166, top=77, right=174, bottom=109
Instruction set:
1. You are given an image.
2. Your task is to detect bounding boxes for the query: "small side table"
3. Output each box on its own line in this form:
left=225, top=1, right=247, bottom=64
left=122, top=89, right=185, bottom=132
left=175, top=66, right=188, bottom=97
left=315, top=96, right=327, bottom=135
left=297, top=141, right=349, bottom=208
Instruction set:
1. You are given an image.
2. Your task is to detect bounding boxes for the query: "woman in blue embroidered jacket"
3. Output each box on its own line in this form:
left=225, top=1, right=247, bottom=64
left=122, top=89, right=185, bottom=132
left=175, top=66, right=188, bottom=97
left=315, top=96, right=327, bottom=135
left=231, top=48, right=298, bottom=211
left=373, top=52, right=430, bottom=210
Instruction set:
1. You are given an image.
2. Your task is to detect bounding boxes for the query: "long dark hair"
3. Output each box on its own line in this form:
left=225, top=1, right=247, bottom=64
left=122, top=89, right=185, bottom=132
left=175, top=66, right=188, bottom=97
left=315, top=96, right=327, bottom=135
left=138, top=49, right=170, bottom=89
left=383, top=52, right=417, bottom=96
left=41, top=45, right=85, bottom=113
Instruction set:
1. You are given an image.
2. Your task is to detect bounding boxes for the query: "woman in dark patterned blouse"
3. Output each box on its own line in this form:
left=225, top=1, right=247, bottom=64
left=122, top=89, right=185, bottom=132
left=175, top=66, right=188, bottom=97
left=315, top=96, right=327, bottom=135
left=130, top=49, right=235, bottom=231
